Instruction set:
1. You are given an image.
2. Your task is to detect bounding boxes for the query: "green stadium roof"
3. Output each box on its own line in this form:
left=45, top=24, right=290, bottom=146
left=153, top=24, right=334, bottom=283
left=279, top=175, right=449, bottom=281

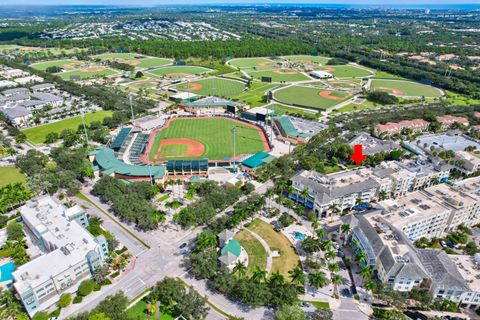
left=273, top=116, right=311, bottom=138
left=220, top=239, right=241, bottom=257
left=241, top=152, right=275, bottom=169
left=111, top=127, right=132, bottom=150
left=92, top=147, right=166, bottom=179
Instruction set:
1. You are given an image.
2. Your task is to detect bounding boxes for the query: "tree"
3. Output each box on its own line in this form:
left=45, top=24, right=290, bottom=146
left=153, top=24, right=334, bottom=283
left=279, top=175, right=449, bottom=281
left=309, top=271, right=329, bottom=289
left=327, top=203, right=340, bottom=218
left=279, top=213, right=294, bottom=227
left=302, top=236, right=322, bottom=254
left=196, top=230, right=218, bottom=250
left=251, top=266, right=267, bottom=283
left=331, top=273, right=342, bottom=297
left=311, top=308, right=333, bottom=320
left=355, top=251, right=367, bottom=265
left=288, top=264, right=305, bottom=285
left=360, top=266, right=372, bottom=280
left=274, top=304, right=307, bottom=320
left=58, top=293, right=72, bottom=308
left=6, top=221, right=24, bottom=242
left=378, top=190, right=388, bottom=201
left=78, top=279, right=96, bottom=296
left=364, top=280, right=376, bottom=301
left=44, top=132, right=59, bottom=144
left=135, top=71, right=144, bottom=78
left=88, top=313, right=111, bottom=320
left=233, top=261, right=247, bottom=278
left=93, top=265, right=110, bottom=283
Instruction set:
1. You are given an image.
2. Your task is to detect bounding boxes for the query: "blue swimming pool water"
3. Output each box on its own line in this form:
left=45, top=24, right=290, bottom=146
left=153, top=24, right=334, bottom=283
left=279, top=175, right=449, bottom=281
left=294, top=232, right=307, bottom=241
left=0, top=261, right=15, bottom=282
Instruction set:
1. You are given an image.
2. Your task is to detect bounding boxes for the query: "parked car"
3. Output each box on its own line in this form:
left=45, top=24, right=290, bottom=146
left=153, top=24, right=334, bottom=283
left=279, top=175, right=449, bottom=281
left=300, top=302, right=311, bottom=307
left=341, top=288, right=352, bottom=297
left=440, top=240, right=447, bottom=248
left=337, top=250, right=345, bottom=258
left=179, top=242, right=188, bottom=249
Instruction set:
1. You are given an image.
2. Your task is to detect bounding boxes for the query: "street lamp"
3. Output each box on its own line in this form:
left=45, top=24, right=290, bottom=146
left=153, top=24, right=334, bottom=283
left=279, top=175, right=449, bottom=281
left=80, top=108, right=89, bottom=146
left=128, top=94, right=135, bottom=122
left=231, top=125, right=237, bottom=172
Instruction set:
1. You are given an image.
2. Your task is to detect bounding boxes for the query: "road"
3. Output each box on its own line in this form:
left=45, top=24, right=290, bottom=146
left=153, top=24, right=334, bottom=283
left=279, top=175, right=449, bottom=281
left=63, top=182, right=274, bottom=320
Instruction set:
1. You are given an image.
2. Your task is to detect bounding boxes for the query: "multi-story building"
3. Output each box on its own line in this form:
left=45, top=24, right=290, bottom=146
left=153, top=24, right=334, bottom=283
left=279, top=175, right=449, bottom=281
left=436, top=115, right=469, bottom=129
left=455, top=151, right=480, bottom=175
left=399, top=159, right=451, bottom=191
left=13, top=196, right=109, bottom=317
left=379, top=192, right=452, bottom=241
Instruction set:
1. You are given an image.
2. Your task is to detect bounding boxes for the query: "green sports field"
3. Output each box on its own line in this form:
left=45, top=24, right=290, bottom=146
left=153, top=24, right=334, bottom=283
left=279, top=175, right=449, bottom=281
left=22, top=110, right=113, bottom=144
left=282, top=55, right=331, bottom=65
left=135, top=57, right=171, bottom=68
left=370, top=79, right=443, bottom=97
left=318, top=65, right=373, bottom=78
left=57, top=68, right=118, bottom=80
left=247, top=69, right=310, bottom=83
left=229, top=57, right=276, bottom=69
left=149, top=66, right=212, bottom=77
left=92, top=53, right=139, bottom=60
left=230, top=83, right=281, bottom=107
left=0, top=167, right=26, bottom=186
left=148, top=118, right=267, bottom=161
left=174, top=77, right=245, bottom=97
left=31, top=59, right=83, bottom=71
left=274, top=85, right=352, bottom=110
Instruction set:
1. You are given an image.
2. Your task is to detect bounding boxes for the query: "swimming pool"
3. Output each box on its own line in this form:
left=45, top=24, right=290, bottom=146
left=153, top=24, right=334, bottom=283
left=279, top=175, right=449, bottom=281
left=294, top=232, right=307, bottom=241
left=0, top=261, right=15, bottom=282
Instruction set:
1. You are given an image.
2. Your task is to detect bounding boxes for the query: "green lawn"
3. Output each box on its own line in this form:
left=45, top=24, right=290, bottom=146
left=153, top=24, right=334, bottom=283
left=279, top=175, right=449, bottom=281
left=283, top=55, right=331, bottom=65
left=127, top=299, right=174, bottom=320
left=319, top=65, right=373, bottom=78
left=0, top=167, right=26, bottom=186
left=22, top=110, right=113, bottom=144
left=149, top=66, right=212, bottom=77
left=229, top=57, right=276, bottom=69
left=57, top=68, right=118, bottom=80
left=301, top=300, right=330, bottom=309
left=370, top=79, right=443, bottom=97
left=274, top=85, right=351, bottom=110
left=174, top=77, right=245, bottom=97
left=246, top=218, right=300, bottom=278
left=230, top=83, right=281, bottom=107
left=31, top=59, right=83, bottom=71
left=135, top=57, right=171, bottom=68
left=247, top=69, right=310, bottom=83
left=234, top=229, right=268, bottom=276
left=149, top=117, right=267, bottom=161
left=371, top=71, right=407, bottom=80
left=269, top=103, right=319, bottom=119
left=92, top=52, right=139, bottom=60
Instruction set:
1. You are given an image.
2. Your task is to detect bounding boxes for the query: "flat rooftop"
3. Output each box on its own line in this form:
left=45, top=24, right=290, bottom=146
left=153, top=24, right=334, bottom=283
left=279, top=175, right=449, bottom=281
left=416, top=133, right=480, bottom=152
left=448, top=255, right=480, bottom=291
left=424, top=183, right=478, bottom=209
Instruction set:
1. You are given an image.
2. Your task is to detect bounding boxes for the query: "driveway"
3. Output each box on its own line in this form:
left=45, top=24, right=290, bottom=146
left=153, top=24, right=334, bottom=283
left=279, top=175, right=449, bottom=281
left=334, top=298, right=369, bottom=320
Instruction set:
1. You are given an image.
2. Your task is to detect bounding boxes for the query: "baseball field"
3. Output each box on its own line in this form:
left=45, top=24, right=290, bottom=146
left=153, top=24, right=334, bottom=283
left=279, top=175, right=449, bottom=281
left=273, top=85, right=352, bottom=110
left=247, top=69, right=311, bottom=83
left=92, top=53, right=140, bottom=60
left=57, top=67, right=119, bottom=80
left=318, top=65, right=374, bottom=78
left=149, top=66, right=212, bottom=78
left=229, top=57, right=276, bottom=69
left=370, top=79, right=443, bottom=97
left=31, top=59, right=84, bottom=71
left=174, top=77, right=245, bottom=97
left=146, top=117, right=269, bottom=161
left=282, top=55, right=331, bottom=65
left=134, top=57, right=172, bottom=68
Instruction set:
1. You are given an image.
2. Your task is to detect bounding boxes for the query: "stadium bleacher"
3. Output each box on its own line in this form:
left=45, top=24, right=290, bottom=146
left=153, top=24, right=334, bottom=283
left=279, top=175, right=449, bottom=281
left=128, top=133, right=150, bottom=165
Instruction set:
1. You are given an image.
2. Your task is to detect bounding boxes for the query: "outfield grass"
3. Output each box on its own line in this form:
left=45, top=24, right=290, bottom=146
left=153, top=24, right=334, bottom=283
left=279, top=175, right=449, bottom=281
left=274, top=86, right=351, bottom=110
left=31, top=59, right=83, bottom=71
left=127, top=299, right=174, bottom=320
left=229, top=57, right=276, bottom=69
left=370, top=79, right=443, bottom=97
left=269, top=103, right=319, bottom=119
left=234, top=229, right=268, bottom=276
left=230, top=83, right=281, bottom=107
left=0, top=167, right=26, bottom=186
left=283, top=55, right=331, bottom=65
left=149, top=66, right=212, bottom=77
left=149, top=117, right=266, bottom=161
left=174, top=77, right=245, bottom=97
left=319, top=65, right=373, bottom=78
left=246, top=219, right=300, bottom=278
left=247, top=69, right=310, bottom=83
left=57, top=68, right=118, bottom=80
left=92, top=52, right=139, bottom=60
left=22, top=110, right=113, bottom=144
left=371, top=71, right=407, bottom=80
left=135, top=57, right=171, bottom=68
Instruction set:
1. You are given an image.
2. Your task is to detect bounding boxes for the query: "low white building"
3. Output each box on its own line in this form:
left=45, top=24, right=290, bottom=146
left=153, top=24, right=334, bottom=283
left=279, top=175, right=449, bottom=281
left=0, top=80, right=18, bottom=89
left=14, top=75, right=44, bottom=85
left=13, top=196, right=109, bottom=317
left=0, top=106, right=32, bottom=127
left=309, top=70, right=333, bottom=79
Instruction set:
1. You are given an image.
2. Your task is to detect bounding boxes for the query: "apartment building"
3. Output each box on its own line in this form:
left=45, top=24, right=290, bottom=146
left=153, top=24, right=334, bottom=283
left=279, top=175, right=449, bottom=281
left=436, top=115, right=469, bottom=129
left=455, top=151, right=480, bottom=175
left=13, top=196, right=109, bottom=317
left=399, top=159, right=451, bottom=191
left=379, top=192, right=452, bottom=241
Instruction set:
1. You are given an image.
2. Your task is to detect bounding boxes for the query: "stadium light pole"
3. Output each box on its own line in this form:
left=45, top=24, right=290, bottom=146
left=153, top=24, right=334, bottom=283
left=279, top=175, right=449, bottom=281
left=231, top=125, right=237, bottom=173
left=80, top=108, right=89, bottom=146
left=128, top=93, right=135, bottom=123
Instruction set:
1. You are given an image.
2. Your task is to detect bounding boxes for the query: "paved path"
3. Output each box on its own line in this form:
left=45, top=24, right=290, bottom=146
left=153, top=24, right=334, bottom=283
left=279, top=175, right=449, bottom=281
left=244, top=228, right=273, bottom=273
left=334, top=298, right=369, bottom=320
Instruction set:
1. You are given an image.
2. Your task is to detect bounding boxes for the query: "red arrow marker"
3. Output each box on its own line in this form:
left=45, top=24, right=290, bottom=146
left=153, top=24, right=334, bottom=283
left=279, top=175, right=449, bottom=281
left=349, top=144, right=366, bottom=165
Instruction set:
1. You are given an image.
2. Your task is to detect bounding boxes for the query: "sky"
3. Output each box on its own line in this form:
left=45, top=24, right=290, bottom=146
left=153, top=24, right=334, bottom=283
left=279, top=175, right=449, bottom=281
left=1, top=0, right=480, bottom=6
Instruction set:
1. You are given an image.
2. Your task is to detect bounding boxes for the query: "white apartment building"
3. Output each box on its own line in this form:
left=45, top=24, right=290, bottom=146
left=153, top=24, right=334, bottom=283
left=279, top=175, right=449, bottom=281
left=455, top=151, right=480, bottom=175
left=13, top=196, right=108, bottom=317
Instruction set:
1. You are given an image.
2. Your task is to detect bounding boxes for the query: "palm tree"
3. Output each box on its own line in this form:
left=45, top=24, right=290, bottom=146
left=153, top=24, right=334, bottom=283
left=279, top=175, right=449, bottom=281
left=288, top=263, right=305, bottom=285
left=355, top=197, right=363, bottom=207
left=147, top=301, right=157, bottom=316
left=277, top=180, right=288, bottom=195
left=300, top=188, right=309, bottom=204
left=196, top=231, right=217, bottom=250
left=269, top=271, right=285, bottom=286
left=316, top=228, right=325, bottom=239
left=233, top=261, right=247, bottom=278
left=328, top=203, right=340, bottom=222
left=359, top=266, right=372, bottom=280
left=266, top=188, right=274, bottom=209
left=378, top=189, right=388, bottom=201
left=331, top=273, right=342, bottom=297
left=364, top=280, right=376, bottom=302
left=309, top=271, right=329, bottom=289
left=251, top=266, right=267, bottom=283
left=431, top=177, right=440, bottom=185
left=322, top=239, right=333, bottom=251
left=325, top=250, right=336, bottom=261
left=355, top=251, right=368, bottom=266
left=287, top=185, right=296, bottom=203
left=341, top=223, right=351, bottom=246
left=328, top=263, right=340, bottom=274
